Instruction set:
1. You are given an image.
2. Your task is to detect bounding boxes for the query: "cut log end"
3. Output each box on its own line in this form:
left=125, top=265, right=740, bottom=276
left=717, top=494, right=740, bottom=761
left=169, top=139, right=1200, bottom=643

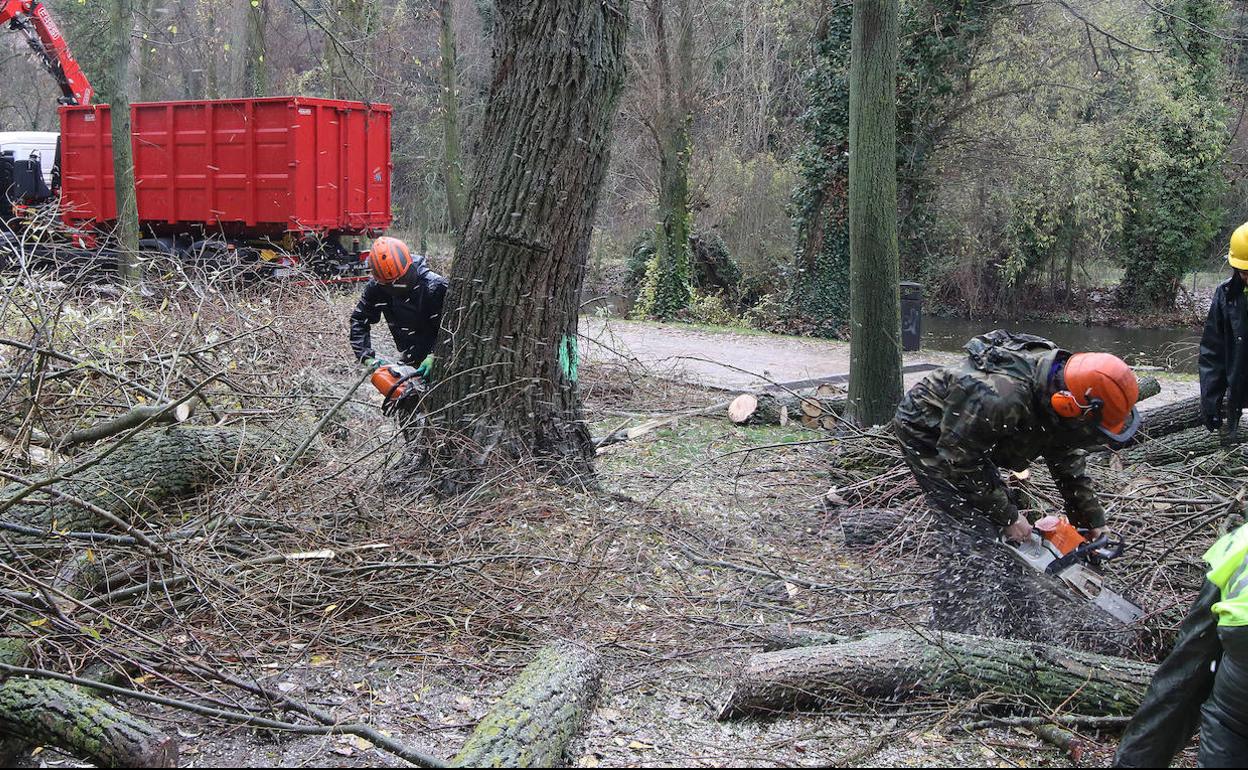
left=728, top=394, right=758, bottom=424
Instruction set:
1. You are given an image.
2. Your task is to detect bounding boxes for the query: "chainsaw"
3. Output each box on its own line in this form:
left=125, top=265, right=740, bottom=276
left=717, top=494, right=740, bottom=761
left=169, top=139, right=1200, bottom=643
left=1003, top=515, right=1144, bottom=624
left=370, top=362, right=427, bottom=414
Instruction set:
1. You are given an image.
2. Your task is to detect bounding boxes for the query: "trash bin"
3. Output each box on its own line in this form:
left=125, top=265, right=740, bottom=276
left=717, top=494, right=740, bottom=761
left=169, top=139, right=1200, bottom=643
left=900, top=282, right=922, bottom=352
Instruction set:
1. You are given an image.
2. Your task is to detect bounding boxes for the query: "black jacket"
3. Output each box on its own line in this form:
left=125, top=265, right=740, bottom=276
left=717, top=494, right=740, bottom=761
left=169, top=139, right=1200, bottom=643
left=348, top=256, right=448, bottom=364
left=1200, top=274, right=1248, bottom=428
left=1114, top=580, right=1222, bottom=766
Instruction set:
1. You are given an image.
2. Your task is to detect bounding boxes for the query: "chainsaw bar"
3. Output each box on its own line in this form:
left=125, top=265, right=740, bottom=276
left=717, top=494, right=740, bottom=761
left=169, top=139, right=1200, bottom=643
left=1004, top=533, right=1145, bottom=625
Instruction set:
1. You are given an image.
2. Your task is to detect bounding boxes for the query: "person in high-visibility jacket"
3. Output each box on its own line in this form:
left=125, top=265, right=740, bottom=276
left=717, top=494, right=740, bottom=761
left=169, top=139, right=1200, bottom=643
left=1115, top=522, right=1248, bottom=766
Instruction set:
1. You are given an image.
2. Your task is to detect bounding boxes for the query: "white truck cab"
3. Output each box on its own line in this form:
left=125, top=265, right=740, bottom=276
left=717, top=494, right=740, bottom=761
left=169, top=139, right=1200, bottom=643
left=0, top=131, right=59, bottom=187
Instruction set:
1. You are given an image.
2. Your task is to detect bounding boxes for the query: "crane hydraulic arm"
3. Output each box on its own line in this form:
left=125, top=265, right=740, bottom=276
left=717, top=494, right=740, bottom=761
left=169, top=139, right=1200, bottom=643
left=1, top=0, right=93, bottom=106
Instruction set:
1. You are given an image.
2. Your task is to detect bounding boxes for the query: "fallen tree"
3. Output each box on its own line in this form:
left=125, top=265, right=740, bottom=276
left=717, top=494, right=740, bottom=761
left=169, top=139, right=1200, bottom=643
left=1, top=425, right=312, bottom=535
left=452, top=641, right=601, bottom=767
left=0, top=556, right=177, bottom=767
left=717, top=629, right=1156, bottom=719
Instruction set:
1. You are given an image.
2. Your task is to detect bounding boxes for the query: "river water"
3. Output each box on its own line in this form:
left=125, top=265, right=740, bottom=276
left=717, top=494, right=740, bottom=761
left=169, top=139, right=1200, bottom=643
left=922, top=315, right=1202, bottom=374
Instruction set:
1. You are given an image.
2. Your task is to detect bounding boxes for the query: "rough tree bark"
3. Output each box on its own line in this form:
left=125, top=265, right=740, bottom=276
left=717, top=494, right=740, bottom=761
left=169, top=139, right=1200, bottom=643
left=240, top=0, right=268, bottom=97
left=438, top=0, right=467, bottom=233
left=636, top=0, right=695, bottom=320
left=846, top=0, right=902, bottom=426
left=1114, top=424, right=1248, bottom=467
left=1, top=426, right=306, bottom=534
left=718, top=629, right=1156, bottom=719
left=427, top=0, right=630, bottom=486
left=451, top=641, right=601, bottom=767
left=0, top=557, right=177, bottom=767
left=105, top=0, right=140, bottom=283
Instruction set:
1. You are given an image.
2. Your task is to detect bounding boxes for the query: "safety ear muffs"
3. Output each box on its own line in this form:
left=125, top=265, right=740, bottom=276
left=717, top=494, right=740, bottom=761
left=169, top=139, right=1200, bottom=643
left=1051, top=391, right=1083, bottom=418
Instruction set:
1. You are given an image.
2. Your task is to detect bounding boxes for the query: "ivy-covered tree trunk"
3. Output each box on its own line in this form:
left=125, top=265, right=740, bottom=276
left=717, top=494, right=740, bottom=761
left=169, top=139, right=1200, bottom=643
left=636, top=0, right=695, bottom=320
left=1118, top=0, right=1228, bottom=310
left=427, top=0, right=629, bottom=487
left=846, top=0, right=902, bottom=427
left=241, top=0, right=268, bottom=97
left=105, top=0, right=140, bottom=284
left=438, top=0, right=467, bottom=234
left=787, top=7, right=852, bottom=336
left=789, top=2, right=1010, bottom=336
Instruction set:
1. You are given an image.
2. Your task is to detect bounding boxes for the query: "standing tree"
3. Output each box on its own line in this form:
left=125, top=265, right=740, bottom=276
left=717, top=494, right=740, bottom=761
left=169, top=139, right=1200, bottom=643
left=426, top=0, right=630, bottom=485
left=438, top=0, right=467, bottom=233
left=105, top=0, right=140, bottom=284
left=846, top=0, right=901, bottom=425
left=238, top=0, right=268, bottom=97
left=634, top=0, right=695, bottom=320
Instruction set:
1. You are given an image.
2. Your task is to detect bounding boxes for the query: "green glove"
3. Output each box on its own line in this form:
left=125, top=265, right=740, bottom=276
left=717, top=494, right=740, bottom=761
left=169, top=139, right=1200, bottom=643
left=415, top=354, right=435, bottom=380
left=363, top=356, right=387, bottom=370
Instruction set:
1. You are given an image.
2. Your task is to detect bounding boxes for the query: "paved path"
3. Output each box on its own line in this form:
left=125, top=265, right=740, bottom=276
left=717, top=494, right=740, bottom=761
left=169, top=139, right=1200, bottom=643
left=579, top=317, right=961, bottom=393
left=577, top=317, right=1200, bottom=407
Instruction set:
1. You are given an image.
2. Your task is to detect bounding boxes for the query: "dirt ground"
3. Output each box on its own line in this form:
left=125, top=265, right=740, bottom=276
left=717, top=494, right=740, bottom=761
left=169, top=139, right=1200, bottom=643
left=8, top=292, right=1203, bottom=769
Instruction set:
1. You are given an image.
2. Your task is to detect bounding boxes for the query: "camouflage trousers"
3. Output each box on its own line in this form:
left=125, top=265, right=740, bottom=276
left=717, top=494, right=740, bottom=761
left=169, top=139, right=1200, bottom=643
left=893, top=420, right=1129, bottom=651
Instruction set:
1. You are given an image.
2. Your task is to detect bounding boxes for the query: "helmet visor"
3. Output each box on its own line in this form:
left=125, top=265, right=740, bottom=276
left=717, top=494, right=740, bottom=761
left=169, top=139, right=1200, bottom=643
left=1098, top=405, right=1140, bottom=442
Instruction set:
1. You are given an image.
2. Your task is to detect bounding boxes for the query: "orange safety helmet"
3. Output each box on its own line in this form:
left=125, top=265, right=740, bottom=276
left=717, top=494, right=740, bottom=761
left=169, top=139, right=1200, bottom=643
left=1051, top=352, right=1140, bottom=441
left=368, top=236, right=414, bottom=284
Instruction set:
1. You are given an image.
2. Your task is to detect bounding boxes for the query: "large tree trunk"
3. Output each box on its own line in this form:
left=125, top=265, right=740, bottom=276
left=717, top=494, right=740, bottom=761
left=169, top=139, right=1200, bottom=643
left=718, top=629, right=1156, bottom=719
left=1, top=557, right=177, bottom=767
left=438, top=0, right=467, bottom=233
left=451, top=642, right=601, bottom=767
left=635, top=0, right=695, bottom=320
left=846, top=0, right=902, bottom=426
left=105, top=0, right=140, bottom=283
left=2, top=426, right=301, bottom=534
left=240, top=0, right=268, bottom=97
left=426, top=0, right=629, bottom=486
left=0, top=678, right=177, bottom=768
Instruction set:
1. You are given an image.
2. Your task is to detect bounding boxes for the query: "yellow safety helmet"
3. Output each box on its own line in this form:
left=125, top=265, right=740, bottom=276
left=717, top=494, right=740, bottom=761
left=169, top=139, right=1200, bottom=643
left=1229, top=222, right=1248, bottom=270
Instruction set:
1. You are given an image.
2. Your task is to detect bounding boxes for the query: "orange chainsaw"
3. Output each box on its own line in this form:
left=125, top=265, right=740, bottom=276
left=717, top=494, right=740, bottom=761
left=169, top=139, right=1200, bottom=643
left=370, top=362, right=426, bottom=414
left=1004, top=514, right=1144, bottom=624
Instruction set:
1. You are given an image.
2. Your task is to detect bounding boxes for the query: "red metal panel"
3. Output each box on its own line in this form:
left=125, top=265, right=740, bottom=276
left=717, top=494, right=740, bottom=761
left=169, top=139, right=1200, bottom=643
left=58, top=97, right=392, bottom=236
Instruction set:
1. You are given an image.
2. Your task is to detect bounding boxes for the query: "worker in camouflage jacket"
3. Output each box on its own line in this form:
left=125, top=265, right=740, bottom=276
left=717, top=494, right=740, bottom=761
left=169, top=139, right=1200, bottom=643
left=893, top=330, right=1141, bottom=637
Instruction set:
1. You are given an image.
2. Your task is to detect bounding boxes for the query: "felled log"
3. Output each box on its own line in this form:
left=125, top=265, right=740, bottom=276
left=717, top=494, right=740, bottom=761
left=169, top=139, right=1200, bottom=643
left=1114, top=424, right=1248, bottom=467
left=452, top=641, right=601, bottom=768
left=1136, top=376, right=1161, bottom=402
left=0, top=677, right=177, bottom=767
left=2, top=426, right=309, bottom=534
left=729, top=384, right=846, bottom=427
left=0, top=556, right=177, bottom=767
left=838, top=508, right=909, bottom=548
left=717, top=629, right=1155, bottom=719
left=57, top=402, right=195, bottom=450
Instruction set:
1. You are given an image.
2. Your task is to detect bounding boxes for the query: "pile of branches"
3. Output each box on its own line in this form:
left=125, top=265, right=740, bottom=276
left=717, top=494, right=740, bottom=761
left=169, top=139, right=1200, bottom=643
left=0, top=272, right=612, bottom=767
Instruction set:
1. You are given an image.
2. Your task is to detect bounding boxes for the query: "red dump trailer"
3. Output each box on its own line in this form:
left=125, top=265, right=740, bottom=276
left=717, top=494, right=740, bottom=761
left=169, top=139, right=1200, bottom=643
left=55, top=97, right=392, bottom=276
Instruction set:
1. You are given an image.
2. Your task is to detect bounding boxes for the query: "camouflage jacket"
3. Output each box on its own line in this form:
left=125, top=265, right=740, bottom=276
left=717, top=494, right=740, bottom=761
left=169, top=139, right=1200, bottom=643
left=894, top=331, right=1106, bottom=529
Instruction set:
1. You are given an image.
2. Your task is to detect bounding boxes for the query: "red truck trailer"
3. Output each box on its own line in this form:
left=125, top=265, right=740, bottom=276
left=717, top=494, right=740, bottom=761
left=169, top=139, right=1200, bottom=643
left=56, top=98, right=392, bottom=276
left=3, top=0, right=394, bottom=279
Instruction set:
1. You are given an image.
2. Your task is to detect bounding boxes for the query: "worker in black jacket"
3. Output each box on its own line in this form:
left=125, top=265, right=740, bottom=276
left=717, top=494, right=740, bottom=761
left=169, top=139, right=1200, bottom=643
left=348, top=236, right=448, bottom=379
left=1200, top=222, right=1248, bottom=435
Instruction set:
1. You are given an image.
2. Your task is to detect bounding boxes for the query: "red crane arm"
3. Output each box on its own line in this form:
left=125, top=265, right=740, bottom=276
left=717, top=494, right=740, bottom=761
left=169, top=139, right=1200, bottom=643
left=1, top=0, right=94, bottom=105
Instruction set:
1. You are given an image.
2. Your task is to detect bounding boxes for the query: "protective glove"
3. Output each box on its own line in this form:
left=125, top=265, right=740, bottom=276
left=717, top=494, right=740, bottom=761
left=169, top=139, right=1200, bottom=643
left=415, top=354, right=435, bottom=380
left=362, top=355, right=387, bottom=370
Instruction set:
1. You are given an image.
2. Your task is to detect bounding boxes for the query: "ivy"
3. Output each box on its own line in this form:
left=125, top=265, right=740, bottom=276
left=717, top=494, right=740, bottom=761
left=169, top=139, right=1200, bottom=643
left=788, top=1, right=1010, bottom=336
left=1117, top=0, right=1230, bottom=310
